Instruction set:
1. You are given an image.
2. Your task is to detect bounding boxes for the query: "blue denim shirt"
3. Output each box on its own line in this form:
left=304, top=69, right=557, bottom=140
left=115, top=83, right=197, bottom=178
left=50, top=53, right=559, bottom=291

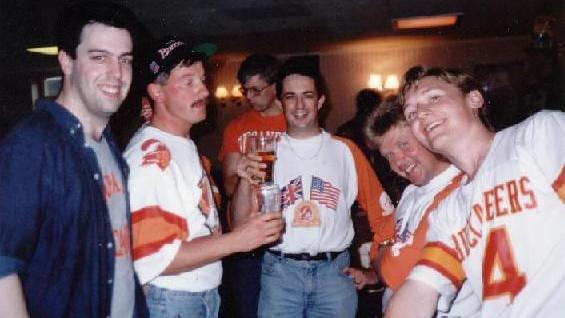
left=0, top=99, right=148, bottom=317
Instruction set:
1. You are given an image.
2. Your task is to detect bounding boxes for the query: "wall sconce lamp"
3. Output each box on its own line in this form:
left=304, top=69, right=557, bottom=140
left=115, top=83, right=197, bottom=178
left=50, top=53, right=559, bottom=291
left=214, top=84, right=244, bottom=107
left=368, top=73, right=399, bottom=92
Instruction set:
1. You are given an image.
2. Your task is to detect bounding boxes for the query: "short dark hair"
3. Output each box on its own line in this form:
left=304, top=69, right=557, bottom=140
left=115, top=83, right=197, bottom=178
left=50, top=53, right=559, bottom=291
left=356, top=89, right=382, bottom=116
left=399, top=66, right=491, bottom=129
left=364, top=100, right=406, bottom=144
left=276, top=55, right=325, bottom=99
left=56, top=2, right=139, bottom=59
left=237, top=54, right=279, bottom=85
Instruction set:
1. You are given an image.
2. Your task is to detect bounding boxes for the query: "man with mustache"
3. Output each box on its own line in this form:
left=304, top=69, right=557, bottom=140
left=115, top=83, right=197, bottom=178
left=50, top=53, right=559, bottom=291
left=124, top=38, right=284, bottom=317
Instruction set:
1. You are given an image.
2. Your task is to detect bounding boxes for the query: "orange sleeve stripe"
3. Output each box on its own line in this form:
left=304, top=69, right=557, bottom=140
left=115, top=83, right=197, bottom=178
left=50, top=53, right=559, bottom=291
left=133, top=233, right=178, bottom=261
left=551, top=165, right=565, bottom=203
left=334, top=136, right=396, bottom=245
left=131, top=206, right=189, bottom=259
left=418, top=242, right=465, bottom=288
left=132, top=206, right=188, bottom=232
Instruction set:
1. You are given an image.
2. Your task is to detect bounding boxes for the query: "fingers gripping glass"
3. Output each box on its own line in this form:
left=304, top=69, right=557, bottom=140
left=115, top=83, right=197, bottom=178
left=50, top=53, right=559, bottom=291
left=243, top=135, right=277, bottom=184
left=239, top=84, right=270, bottom=97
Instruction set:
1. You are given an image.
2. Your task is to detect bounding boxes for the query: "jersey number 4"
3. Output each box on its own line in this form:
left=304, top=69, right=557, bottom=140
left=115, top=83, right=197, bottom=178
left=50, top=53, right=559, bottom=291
left=482, top=227, right=526, bottom=301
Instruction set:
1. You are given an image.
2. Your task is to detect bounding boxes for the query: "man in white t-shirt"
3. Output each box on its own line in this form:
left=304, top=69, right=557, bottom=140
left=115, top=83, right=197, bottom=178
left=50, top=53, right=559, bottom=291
left=386, top=66, right=565, bottom=317
left=232, top=56, right=395, bottom=318
left=124, top=37, right=283, bottom=318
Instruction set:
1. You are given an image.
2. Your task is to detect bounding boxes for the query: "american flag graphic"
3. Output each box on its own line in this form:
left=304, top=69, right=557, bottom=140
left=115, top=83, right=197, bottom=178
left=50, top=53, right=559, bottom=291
left=310, top=176, right=340, bottom=210
left=281, top=176, right=303, bottom=210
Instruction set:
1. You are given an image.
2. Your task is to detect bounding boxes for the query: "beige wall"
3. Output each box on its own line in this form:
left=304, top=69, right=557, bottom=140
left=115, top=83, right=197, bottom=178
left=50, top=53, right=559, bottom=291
left=199, top=35, right=529, bottom=166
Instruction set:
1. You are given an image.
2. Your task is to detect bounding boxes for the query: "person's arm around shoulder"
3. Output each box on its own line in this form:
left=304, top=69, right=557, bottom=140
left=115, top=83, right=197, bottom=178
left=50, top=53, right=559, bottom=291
left=0, top=274, right=30, bottom=318
left=384, top=279, right=439, bottom=318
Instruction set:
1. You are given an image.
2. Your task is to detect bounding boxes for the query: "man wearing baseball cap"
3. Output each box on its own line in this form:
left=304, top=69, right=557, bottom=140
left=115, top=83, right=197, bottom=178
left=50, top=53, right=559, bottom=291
left=124, top=37, right=284, bottom=317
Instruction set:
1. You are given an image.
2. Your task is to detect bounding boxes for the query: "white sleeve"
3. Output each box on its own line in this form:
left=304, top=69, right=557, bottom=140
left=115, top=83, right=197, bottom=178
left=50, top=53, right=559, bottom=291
left=127, top=153, right=192, bottom=284
left=407, top=200, right=468, bottom=312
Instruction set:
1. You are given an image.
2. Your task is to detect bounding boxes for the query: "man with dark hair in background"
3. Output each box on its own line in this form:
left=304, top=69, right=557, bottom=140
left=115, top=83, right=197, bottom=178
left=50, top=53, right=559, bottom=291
left=0, top=2, right=148, bottom=317
left=219, top=53, right=287, bottom=318
left=232, top=56, right=395, bottom=318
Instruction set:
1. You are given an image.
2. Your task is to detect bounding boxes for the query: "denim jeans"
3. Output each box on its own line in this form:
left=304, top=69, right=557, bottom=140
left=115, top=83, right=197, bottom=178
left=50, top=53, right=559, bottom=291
left=146, top=285, right=220, bottom=318
left=258, top=251, right=357, bottom=318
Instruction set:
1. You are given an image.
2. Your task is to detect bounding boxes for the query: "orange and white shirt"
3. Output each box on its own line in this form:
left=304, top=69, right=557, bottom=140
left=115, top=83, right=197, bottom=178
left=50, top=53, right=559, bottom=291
left=409, top=111, right=565, bottom=317
left=271, top=131, right=395, bottom=254
left=218, top=109, right=286, bottom=160
left=124, top=125, right=221, bottom=292
left=380, top=165, right=480, bottom=316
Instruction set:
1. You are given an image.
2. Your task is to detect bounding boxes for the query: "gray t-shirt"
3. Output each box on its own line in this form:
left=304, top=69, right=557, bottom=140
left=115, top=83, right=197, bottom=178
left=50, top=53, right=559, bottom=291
left=87, top=136, right=135, bottom=318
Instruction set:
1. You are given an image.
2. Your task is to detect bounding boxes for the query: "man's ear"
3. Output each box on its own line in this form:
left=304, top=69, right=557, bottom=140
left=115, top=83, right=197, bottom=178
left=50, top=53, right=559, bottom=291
left=58, top=51, right=73, bottom=76
left=147, top=83, right=163, bottom=102
left=466, top=90, right=484, bottom=110
left=317, top=94, right=326, bottom=110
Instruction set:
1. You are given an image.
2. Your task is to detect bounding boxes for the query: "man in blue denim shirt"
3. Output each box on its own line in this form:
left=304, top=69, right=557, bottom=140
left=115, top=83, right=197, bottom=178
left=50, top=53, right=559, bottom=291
left=0, top=2, right=148, bottom=317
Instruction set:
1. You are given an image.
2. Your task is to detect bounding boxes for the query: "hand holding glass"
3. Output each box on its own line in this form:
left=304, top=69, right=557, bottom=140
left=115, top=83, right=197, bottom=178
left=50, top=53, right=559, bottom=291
left=244, top=135, right=276, bottom=184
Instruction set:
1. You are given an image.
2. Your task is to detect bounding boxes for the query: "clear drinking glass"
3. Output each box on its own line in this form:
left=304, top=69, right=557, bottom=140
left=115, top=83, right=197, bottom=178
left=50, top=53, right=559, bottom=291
left=253, top=183, right=282, bottom=214
left=244, top=135, right=277, bottom=184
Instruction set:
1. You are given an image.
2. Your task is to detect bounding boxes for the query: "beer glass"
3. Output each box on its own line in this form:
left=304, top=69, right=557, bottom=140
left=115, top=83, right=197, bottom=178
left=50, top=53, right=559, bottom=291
left=244, top=135, right=277, bottom=184
left=253, top=183, right=281, bottom=214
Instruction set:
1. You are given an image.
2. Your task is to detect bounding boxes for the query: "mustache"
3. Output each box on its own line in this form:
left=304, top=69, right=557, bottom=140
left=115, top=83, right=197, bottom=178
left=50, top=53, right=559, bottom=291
left=191, top=97, right=209, bottom=106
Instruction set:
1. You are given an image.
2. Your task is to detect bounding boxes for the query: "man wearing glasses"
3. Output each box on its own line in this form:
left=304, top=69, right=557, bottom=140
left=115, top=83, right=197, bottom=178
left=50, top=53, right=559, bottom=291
left=219, top=54, right=287, bottom=318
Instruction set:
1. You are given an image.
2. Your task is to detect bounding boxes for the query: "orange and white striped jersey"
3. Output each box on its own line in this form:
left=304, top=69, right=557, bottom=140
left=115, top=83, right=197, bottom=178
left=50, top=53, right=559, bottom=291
left=409, top=111, right=565, bottom=317
left=124, top=125, right=222, bottom=292
left=380, top=165, right=480, bottom=317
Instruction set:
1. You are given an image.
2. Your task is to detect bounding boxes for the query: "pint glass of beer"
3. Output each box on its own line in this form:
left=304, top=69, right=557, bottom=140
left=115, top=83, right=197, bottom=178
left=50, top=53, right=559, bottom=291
left=244, top=135, right=277, bottom=184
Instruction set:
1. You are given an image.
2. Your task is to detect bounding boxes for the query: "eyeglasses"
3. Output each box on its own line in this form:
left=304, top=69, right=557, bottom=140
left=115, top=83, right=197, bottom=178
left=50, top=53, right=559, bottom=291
left=239, top=84, right=271, bottom=97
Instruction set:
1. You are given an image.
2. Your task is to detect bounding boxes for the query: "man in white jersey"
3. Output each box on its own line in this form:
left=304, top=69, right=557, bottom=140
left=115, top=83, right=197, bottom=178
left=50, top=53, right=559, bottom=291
left=232, top=56, right=395, bottom=317
left=124, top=37, right=283, bottom=318
left=386, top=66, right=565, bottom=317
left=344, top=101, right=480, bottom=316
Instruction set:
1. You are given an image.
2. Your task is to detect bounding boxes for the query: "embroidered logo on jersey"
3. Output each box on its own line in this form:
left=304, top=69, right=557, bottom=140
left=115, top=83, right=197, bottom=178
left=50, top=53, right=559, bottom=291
left=198, top=175, right=212, bottom=215
left=141, top=139, right=171, bottom=171
left=380, top=192, right=395, bottom=216
left=552, top=165, right=565, bottom=203
left=390, top=218, right=414, bottom=257
left=281, top=176, right=303, bottom=210
left=310, top=176, right=340, bottom=210
left=103, top=173, right=123, bottom=200
left=198, top=173, right=220, bottom=233
left=292, top=200, right=320, bottom=227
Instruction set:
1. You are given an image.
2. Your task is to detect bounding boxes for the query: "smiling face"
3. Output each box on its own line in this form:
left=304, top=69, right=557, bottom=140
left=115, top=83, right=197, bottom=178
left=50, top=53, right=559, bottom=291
left=280, top=74, right=325, bottom=138
left=375, top=122, right=448, bottom=186
left=150, top=61, right=210, bottom=134
left=402, top=76, right=482, bottom=155
left=61, top=23, right=133, bottom=120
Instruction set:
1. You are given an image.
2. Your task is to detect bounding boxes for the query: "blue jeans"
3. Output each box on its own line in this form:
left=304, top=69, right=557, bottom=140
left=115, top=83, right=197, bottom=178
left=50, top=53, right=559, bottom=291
left=146, top=285, right=220, bottom=318
left=258, top=251, right=357, bottom=318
